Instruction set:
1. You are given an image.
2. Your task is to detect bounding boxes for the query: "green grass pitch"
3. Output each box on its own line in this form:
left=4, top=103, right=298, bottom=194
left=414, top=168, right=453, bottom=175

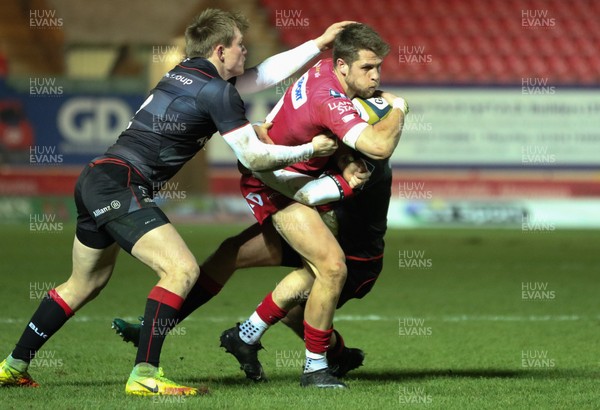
left=0, top=223, right=598, bottom=409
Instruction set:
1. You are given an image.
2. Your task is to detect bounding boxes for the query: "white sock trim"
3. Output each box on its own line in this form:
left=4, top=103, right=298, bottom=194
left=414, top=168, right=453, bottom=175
left=304, top=349, right=328, bottom=373
left=239, top=312, right=269, bottom=345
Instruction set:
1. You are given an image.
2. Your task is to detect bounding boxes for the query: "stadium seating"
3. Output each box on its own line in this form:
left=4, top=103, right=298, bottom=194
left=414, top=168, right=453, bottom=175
left=260, top=0, right=600, bottom=84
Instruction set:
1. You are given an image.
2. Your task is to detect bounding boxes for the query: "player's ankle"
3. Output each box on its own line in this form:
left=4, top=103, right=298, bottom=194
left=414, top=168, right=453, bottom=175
left=304, top=350, right=328, bottom=373
left=132, top=362, right=158, bottom=376
left=239, top=313, right=268, bottom=345
left=6, top=354, right=29, bottom=373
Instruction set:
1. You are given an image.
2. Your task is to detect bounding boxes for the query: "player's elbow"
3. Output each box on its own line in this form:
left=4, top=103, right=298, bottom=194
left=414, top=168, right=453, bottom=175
left=356, top=134, right=394, bottom=160
left=246, top=160, right=277, bottom=172
left=236, top=155, right=254, bottom=170
left=238, top=154, right=268, bottom=172
left=363, top=143, right=393, bottom=160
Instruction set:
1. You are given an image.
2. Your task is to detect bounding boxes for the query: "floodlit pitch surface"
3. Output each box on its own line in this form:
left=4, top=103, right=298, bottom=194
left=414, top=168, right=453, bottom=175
left=0, top=224, right=598, bottom=408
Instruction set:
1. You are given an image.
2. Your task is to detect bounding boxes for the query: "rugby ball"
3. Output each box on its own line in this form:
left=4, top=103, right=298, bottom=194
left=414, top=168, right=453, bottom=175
left=352, top=96, right=391, bottom=124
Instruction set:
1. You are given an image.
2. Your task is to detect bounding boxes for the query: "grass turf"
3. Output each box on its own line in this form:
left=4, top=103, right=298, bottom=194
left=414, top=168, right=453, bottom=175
left=0, top=223, right=598, bottom=409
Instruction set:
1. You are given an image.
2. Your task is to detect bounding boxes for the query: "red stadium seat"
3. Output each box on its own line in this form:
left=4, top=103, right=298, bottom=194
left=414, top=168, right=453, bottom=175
left=261, top=0, right=597, bottom=85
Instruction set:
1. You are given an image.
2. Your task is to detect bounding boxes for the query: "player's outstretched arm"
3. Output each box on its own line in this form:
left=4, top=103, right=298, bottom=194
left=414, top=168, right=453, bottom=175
left=234, top=21, right=354, bottom=95
left=222, top=124, right=336, bottom=171
left=350, top=93, right=409, bottom=160
left=253, top=149, right=369, bottom=207
left=250, top=125, right=367, bottom=206
left=258, top=159, right=368, bottom=206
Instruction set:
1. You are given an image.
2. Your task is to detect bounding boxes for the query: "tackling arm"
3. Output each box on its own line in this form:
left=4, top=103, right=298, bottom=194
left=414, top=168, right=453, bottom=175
left=253, top=146, right=369, bottom=206
left=234, top=21, right=354, bottom=95
left=234, top=41, right=320, bottom=95
left=222, top=124, right=336, bottom=171
left=255, top=168, right=354, bottom=206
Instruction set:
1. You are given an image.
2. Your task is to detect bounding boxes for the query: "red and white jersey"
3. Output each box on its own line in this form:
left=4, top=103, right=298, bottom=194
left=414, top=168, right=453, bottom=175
left=265, top=58, right=368, bottom=176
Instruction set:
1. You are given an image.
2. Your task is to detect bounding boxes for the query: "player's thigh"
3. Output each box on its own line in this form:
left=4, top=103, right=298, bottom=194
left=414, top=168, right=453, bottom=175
left=272, top=202, right=345, bottom=276
left=201, top=223, right=280, bottom=285
left=224, top=223, right=284, bottom=269
left=57, top=236, right=119, bottom=308
left=71, top=197, right=120, bottom=290
left=71, top=236, right=120, bottom=278
left=131, top=222, right=199, bottom=279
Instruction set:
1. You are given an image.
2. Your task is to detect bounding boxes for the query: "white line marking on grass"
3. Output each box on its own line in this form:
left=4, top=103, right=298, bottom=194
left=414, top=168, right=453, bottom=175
left=439, top=314, right=582, bottom=322
left=336, top=314, right=583, bottom=322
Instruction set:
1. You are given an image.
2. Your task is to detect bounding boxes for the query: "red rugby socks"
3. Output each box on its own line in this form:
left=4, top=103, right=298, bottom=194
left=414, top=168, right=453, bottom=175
left=135, top=286, right=183, bottom=367
left=239, top=292, right=287, bottom=345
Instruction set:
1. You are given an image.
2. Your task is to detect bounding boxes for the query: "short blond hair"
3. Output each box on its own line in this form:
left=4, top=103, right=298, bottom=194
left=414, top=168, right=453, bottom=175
left=185, top=8, right=249, bottom=58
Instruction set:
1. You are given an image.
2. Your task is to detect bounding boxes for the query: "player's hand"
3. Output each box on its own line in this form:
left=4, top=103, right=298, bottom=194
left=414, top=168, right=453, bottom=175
left=253, top=122, right=274, bottom=144
left=379, top=91, right=410, bottom=115
left=379, top=91, right=399, bottom=105
left=311, top=134, right=338, bottom=157
left=314, top=21, right=356, bottom=51
left=342, top=157, right=371, bottom=189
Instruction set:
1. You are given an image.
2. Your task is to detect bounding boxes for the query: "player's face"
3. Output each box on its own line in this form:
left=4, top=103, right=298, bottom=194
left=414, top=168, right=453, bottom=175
left=223, top=27, right=247, bottom=78
left=345, top=50, right=383, bottom=99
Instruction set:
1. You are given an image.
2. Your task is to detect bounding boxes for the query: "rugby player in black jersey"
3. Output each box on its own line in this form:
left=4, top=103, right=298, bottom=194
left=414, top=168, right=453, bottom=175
left=0, top=9, right=352, bottom=396
left=112, top=151, right=391, bottom=386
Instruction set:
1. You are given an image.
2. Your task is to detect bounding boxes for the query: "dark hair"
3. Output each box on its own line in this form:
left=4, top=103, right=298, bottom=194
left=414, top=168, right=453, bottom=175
left=185, top=8, right=249, bottom=58
left=333, top=23, right=390, bottom=66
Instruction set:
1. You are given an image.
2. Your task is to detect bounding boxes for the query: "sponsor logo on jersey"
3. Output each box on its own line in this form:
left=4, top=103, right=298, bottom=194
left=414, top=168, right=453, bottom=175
left=342, top=113, right=357, bottom=123
left=329, top=89, right=347, bottom=99
left=165, top=73, right=193, bottom=85
left=327, top=100, right=355, bottom=115
left=292, top=74, right=308, bottom=109
left=245, top=193, right=263, bottom=208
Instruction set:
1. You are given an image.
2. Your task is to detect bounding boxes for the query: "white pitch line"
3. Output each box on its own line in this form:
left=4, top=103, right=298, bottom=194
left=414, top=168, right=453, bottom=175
left=337, top=314, right=583, bottom=322
left=0, top=314, right=590, bottom=325
left=439, top=314, right=582, bottom=322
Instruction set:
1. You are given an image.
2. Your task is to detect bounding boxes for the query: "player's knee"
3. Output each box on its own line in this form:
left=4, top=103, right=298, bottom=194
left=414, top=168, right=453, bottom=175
left=320, top=257, right=347, bottom=287
left=87, top=283, right=106, bottom=300
left=171, top=259, right=200, bottom=286
left=153, top=252, right=199, bottom=281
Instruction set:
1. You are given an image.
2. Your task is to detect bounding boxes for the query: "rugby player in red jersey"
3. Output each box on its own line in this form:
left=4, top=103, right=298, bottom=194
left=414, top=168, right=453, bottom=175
left=225, top=23, right=408, bottom=388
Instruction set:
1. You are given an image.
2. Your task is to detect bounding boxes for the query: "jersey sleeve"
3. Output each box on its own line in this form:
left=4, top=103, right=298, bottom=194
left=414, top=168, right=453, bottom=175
left=314, top=93, right=369, bottom=146
left=234, top=40, right=320, bottom=95
left=200, top=79, right=249, bottom=135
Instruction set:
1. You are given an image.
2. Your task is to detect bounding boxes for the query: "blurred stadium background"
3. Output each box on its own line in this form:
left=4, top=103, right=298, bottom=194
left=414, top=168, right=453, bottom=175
left=1, top=1, right=600, bottom=407
left=0, top=0, right=599, bottom=228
